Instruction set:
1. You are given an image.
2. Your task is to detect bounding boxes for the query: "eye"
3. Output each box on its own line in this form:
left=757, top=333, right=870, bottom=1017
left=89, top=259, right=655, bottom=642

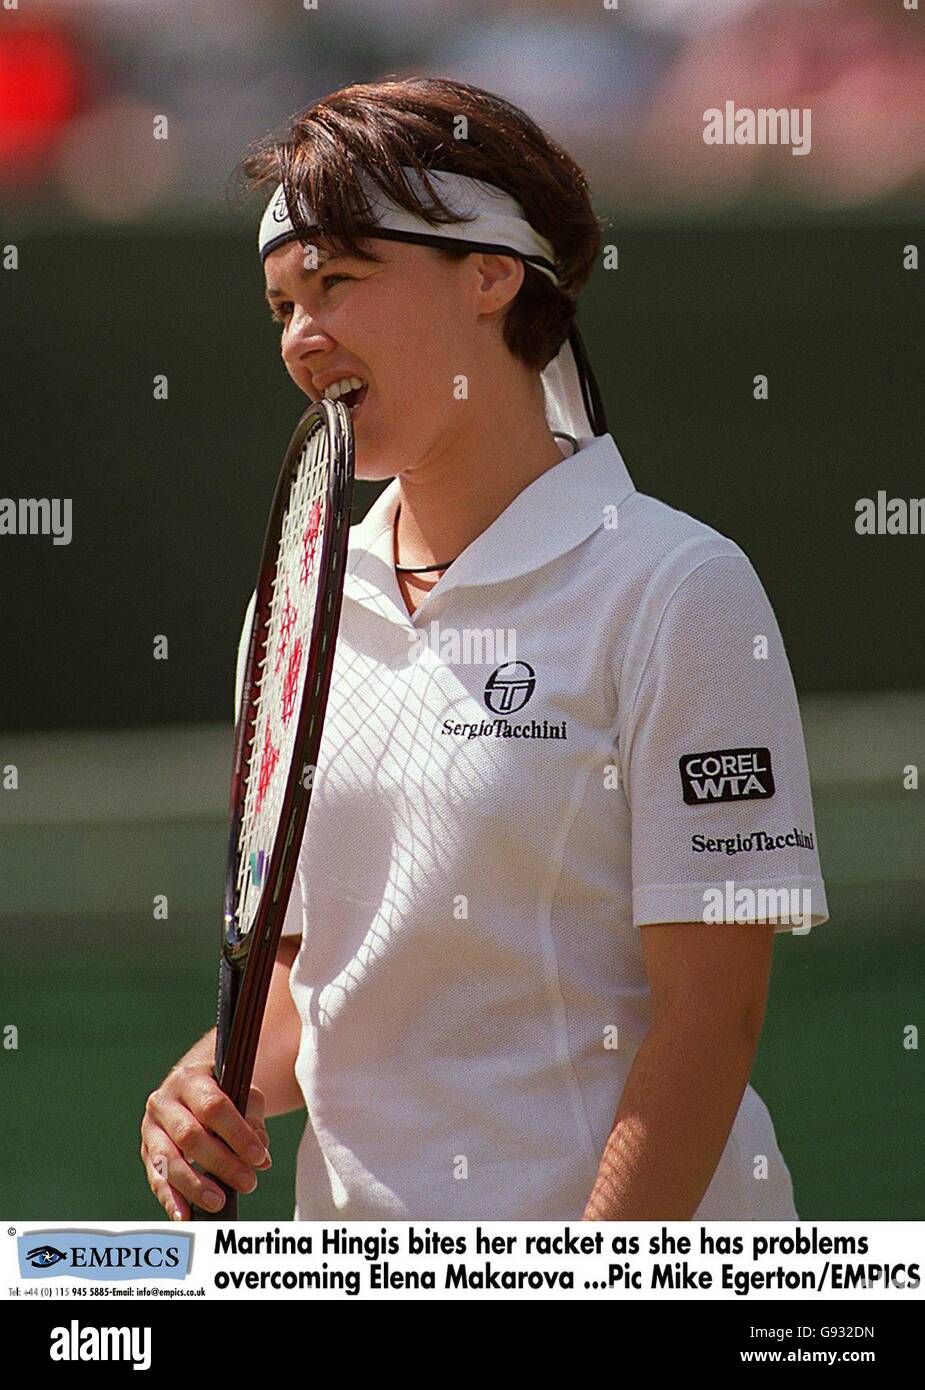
left=269, top=301, right=293, bottom=326
left=321, top=273, right=351, bottom=291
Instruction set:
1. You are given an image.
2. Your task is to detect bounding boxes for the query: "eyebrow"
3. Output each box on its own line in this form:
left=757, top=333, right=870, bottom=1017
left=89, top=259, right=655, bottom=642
left=264, top=251, right=349, bottom=302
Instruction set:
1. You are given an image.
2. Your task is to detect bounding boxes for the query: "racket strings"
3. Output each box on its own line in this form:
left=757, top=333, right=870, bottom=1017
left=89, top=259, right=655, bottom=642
left=235, top=426, right=330, bottom=937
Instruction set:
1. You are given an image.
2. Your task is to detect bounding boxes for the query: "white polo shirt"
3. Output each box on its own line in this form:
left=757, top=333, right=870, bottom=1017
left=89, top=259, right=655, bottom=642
left=235, top=432, right=828, bottom=1221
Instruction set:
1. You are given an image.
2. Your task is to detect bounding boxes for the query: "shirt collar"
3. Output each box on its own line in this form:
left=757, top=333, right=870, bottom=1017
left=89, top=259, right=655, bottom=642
left=343, top=432, right=635, bottom=624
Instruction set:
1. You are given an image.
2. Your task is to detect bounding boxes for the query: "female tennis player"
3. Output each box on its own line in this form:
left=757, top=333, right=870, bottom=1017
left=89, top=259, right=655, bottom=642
left=141, top=76, right=828, bottom=1222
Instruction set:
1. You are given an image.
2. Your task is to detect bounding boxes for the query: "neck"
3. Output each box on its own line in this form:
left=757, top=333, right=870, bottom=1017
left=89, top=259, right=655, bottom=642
left=393, top=388, right=566, bottom=576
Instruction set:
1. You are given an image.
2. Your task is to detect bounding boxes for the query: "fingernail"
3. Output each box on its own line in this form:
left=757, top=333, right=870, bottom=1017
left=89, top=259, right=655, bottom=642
left=171, top=1208, right=183, bottom=1222
left=202, top=1189, right=224, bottom=1211
left=246, top=1143, right=269, bottom=1165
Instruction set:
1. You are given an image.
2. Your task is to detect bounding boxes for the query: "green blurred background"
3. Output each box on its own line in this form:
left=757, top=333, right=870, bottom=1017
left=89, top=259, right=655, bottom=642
left=2, top=222, right=922, bottom=731
left=1, top=0, right=923, bottom=1222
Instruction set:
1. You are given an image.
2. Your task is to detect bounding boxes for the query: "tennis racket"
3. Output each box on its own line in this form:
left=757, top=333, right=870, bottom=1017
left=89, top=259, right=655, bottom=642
left=191, top=397, right=354, bottom=1220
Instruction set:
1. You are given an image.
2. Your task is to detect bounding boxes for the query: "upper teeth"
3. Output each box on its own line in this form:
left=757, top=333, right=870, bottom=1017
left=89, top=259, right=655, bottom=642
left=322, top=376, right=366, bottom=400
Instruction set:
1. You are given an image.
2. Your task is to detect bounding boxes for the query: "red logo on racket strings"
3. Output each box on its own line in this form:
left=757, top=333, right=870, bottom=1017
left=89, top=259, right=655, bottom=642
left=255, top=729, right=280, bottom=813
left=274, top=586, right=297, bottom=675
left=280, top=638, right=304, bottom=726
left=300, top=501, right=322, bottom=585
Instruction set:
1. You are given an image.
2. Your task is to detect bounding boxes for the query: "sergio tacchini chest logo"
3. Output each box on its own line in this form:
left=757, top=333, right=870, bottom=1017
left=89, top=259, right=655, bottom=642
left=484, top=661, right=536, bottom=714
left=439, top=662, right=567, bottom=742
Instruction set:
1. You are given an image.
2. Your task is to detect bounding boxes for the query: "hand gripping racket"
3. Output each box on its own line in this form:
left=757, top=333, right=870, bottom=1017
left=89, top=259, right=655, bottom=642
left=191, top=397, right=354, bottom=1220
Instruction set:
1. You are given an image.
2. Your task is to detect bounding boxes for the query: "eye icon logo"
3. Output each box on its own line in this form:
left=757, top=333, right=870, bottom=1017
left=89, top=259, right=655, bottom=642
left=27, top=1245, right=66, bottom=1269
left=484, top=662, right=536, bottom=715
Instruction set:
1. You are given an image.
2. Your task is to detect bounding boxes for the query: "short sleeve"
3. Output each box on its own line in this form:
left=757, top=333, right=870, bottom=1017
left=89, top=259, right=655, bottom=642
left=619, top=550, right=828, bottom=933
left=233, top=588, right=304, bottom=940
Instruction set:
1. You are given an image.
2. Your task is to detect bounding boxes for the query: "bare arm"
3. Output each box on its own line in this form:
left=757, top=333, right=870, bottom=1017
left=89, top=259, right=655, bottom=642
left=253, top=936, right=304, bottom=1115
left=583, top=920, right=775, bottom=1220
left=141, top=934, right=304, bottom=1220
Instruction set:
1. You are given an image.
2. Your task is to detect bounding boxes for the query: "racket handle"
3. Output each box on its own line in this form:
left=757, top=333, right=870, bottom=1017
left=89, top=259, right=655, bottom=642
left=189, top=956, right=241, bottom=1218
left=191, top=1179, right=238, bottom=1221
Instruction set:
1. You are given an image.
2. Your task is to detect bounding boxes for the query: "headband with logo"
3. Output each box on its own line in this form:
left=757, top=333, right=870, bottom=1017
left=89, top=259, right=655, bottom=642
left=258, top=166, right=607, bottom=442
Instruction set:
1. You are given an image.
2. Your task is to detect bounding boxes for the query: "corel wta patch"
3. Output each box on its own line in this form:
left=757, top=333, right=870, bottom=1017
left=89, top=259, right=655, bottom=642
left=679, top=747, right=775, bottom=805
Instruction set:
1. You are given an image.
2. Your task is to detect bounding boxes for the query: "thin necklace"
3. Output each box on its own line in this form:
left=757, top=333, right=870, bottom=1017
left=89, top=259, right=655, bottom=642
left=393, top=504, right=457, bottom=573
left=393, top=432, right=579, bottom=574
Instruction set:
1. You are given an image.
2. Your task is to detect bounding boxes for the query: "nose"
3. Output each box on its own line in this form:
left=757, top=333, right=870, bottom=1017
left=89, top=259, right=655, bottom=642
left=284, top=303, right=329, bottom=348
left=282, top=313, right=334, bottom=381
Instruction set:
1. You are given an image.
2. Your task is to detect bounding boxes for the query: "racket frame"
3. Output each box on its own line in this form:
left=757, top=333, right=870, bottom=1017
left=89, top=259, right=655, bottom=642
left=193, top=397, right=353, bottom=1220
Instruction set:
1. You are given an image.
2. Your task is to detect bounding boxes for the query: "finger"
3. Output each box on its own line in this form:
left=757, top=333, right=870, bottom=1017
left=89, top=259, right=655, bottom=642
left=142, top=1116, right=186, bottom=1220
left=187, top=1078, right=271, bottom=1169
left=159, top=1099, right=261, bottom=1196
left=244, top=1086, right=267, bottom=1129
left=245, top=1088, right=272, bottom=1168
left=145, top=1134, right=218, bottom=1217
left=153, top=1139, right=243, bottom=1217
left=148, top=1074, right=262, bottom=1160
left=144, top=1142, right=196, bottom=1222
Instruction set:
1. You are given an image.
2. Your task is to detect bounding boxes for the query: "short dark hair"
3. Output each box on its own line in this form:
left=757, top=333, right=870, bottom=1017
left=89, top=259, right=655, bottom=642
left=240, top=76, right=602, bottom=371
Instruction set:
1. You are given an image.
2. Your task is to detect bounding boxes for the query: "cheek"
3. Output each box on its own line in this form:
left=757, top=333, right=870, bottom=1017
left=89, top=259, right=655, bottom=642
left=375, top=302, right=461, bottom=391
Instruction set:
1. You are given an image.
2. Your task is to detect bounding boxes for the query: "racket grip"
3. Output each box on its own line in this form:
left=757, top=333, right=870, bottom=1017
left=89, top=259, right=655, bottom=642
left=191, top=1179, right=238, bottom=1222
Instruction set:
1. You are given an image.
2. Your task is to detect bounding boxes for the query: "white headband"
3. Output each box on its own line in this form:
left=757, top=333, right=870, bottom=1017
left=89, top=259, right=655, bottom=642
left=258, top=166, right=606, bottom=442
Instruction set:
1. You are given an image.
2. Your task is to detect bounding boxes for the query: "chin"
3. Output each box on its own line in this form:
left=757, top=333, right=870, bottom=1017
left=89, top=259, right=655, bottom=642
left=354, top=453, right=400, bottom=484
left=350, top=423, right=410, bottom=483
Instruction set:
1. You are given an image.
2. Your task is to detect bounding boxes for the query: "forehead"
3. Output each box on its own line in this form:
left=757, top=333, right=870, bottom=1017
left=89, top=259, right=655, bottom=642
left=261, top=235, right=429, bottom=287
left=263, top=238, right=337, bottom=275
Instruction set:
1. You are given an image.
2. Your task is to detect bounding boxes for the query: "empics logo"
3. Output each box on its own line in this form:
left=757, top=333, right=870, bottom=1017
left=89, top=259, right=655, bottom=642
left=680, top=747, right=775, bottom=804
left=49, top=1320, right=151, bottom=1372
left=18, top=1230, right=192, bottom=1281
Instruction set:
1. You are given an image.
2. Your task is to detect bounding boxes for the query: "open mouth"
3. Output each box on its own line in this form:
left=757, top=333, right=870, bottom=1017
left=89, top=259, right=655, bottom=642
left=340, top=382, right=368, bottom=416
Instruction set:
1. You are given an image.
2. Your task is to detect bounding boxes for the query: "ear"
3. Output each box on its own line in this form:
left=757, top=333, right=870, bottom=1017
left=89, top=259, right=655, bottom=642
left=472, top=252, right=525, bottom=316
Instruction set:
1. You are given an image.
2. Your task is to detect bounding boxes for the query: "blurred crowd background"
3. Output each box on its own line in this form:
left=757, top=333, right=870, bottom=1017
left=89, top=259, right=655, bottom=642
left=1, top=0, right=922, bottom=224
